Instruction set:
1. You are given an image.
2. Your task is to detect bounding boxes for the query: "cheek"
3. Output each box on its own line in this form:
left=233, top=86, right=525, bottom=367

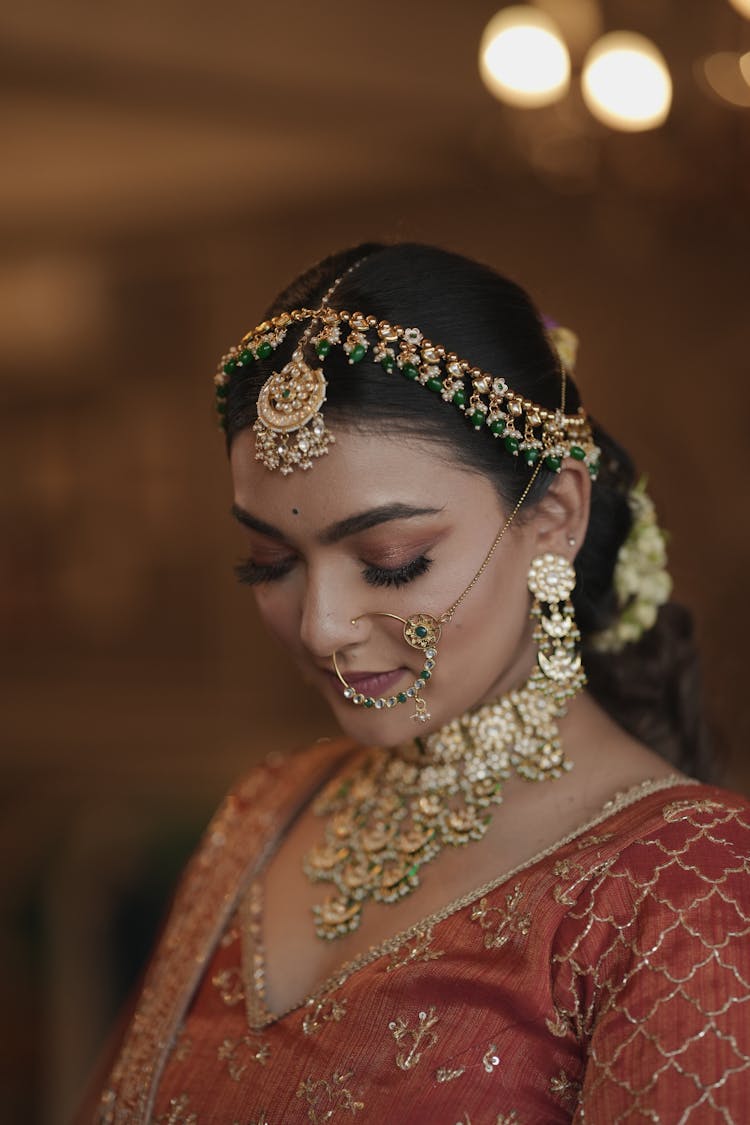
left=252, top=585, right=300, bottom=650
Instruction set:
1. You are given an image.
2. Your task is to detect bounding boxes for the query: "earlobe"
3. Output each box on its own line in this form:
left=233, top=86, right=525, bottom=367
left=532, top=462, right=591, bottom=557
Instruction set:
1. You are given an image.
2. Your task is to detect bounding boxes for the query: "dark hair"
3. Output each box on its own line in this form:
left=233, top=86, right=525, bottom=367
left=224, top=242, right=716, bottom=781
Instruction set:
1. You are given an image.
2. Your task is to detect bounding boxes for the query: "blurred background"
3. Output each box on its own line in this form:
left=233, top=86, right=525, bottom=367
left=1, top=0, right=748, bottom=1121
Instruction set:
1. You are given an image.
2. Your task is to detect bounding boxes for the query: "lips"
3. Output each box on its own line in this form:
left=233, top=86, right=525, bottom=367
left=324, top=667, right=408, bottom=699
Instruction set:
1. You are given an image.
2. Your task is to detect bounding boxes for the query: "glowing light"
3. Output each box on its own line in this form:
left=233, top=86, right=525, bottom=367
left=740, top=51, right=750, bottom=86
left=582, top=32, right=672, bottom=131
left=479, top=7, right=570, bottom=108
left=703, top=51, right=750, bottom=107
left=728, top=0, right=750, bottom=18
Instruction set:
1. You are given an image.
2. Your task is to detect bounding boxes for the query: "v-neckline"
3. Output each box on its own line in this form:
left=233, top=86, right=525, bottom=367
left=240, top=772, right=693, bottom=1030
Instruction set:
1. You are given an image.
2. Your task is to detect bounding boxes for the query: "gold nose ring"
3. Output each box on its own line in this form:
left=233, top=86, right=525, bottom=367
left=331, top=611, right=442, bottom=722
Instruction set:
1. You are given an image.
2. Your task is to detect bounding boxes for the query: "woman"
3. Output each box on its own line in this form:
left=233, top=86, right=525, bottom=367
left=85, top=244, right=750, bottom=1123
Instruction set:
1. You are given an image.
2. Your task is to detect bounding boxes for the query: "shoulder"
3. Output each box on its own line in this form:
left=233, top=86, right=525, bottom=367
left=228, top=736, right=357, bottom=809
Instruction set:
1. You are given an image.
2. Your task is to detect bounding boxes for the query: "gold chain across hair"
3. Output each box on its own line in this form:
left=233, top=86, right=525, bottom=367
left=214, top=307, right=600, bottom=479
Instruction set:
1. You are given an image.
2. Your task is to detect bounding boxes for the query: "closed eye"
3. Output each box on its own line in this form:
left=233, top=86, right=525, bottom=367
left=362, top=554, right=432, bottom=588
left=234, top=557, right=295, bottom=585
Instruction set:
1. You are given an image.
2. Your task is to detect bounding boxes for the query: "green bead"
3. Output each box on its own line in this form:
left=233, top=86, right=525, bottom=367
left=470, top=410, right=485, bottom=429
left=545, top=455, right=562, bottom=473
left=452, top=389, right=466, bottom=407
left=490, top=419, right=506, bottom=436
left=504, top=435, right=520, bottom=454
left=215, top=383, right=229, bottom=398
left=426, top=377, right=442, bottom=393
left=421, top=669, right=431, bottom=680
left=282, top=389, right=290, bottom=398
left=239, top=349, right=253, bottom=365
left=415, top=625, right=428, bottom=638
left=363, top=697, right=374, bottom=708
left=523, top=447, right=540, bottom=466
left=316, top=339, right=331, bottom=358
left=589, top=462, right=599, bottom=479
left=570, top=445, right=586, bottom=461
left=216, top=401, right=227, bottom=414
left=402, top=363, right=418, bottom=380
left=256, top=341, right=273, bottom=359
left=348, top=343, right=366, bottom=364
left=223, top=359, right=236, bottom=375
left=381, top=356, right=396, bottom=373
left=397, top=691, right=408, bottom=703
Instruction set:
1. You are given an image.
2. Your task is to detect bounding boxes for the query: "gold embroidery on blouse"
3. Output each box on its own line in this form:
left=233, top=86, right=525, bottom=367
left=172, top=1029, right=193, bottom=1061
left=545, top=1008, right=573, bottom=1039
left=154, top=1093, right=198, bottom=1125
left=549, top=1068, right=581, bottom=1108
left=217, top=1035, right=271, bottom=1079
left=220, top=925, right=240, bottom=948
left=386, top=924, right=445, bottom=972
left=552, top=803, right=750, bottom=1121
left=389, top=1006, right=440, bottom=1071
left=495, top=1112, right=521, bottom=1124
left=551, top=856, right=614, bottom=907
left=663, top=798, right=728, bottom=822
left=235, top=776, right=689, bottom=1032
left=295, top=1070, right=364, bottom=1121
left=436, top=1064, right=466, bottom=1083
left=211, top=967, right=245, bottom=1006
left=482, top=1043, right=501, bottom=1073
left=302, top=993, right=348, bottom=1036
left=469, top=885, right=531, bottom=949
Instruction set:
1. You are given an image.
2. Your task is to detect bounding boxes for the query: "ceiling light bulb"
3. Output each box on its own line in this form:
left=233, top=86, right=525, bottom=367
left=479, top=6, right=570, bottom=108
left=582, top=31, right=672, bottom=131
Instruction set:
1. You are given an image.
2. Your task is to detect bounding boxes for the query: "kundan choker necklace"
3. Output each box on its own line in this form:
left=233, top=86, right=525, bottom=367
left=303, top=659, right=579, bottom=941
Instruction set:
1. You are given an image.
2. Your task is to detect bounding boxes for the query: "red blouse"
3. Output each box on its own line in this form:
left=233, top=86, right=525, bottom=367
left=93, top=742, right=750, bottom=1124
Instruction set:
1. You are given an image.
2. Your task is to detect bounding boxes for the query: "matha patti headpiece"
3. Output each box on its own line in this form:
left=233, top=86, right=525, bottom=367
left=214, top=307, right=601, bottom=478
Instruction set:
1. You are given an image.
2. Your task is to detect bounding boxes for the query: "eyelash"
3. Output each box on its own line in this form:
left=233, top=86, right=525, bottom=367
left=234, top=554, right=433, bottom=589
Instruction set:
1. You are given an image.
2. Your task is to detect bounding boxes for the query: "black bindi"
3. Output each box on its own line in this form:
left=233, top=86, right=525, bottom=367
left=292, top=508, right=299, bottom=515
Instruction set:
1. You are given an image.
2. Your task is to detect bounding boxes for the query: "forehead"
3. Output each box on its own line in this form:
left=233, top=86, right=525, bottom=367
left=229, top=427, right=502, bottom=532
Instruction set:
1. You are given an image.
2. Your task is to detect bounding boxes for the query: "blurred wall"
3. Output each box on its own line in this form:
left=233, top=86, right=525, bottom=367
left=1, top=2, right=748, bottom=1122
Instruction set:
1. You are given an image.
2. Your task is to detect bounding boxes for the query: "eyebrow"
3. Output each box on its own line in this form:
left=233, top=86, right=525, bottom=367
left=230, top=502, right=443, bottom=545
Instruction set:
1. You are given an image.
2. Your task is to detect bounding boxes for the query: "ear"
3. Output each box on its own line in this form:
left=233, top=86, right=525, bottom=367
left=528, top=461, right=591, bottom=558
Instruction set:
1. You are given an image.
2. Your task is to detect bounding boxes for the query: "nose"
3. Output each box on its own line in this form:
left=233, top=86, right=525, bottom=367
left=298, top=561, right=367, bottom=662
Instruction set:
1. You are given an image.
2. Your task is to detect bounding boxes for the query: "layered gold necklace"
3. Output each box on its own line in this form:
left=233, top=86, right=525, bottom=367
left=303, top=673, right=577, bottom=941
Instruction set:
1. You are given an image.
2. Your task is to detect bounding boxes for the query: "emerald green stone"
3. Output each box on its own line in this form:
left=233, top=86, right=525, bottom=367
left=223, top=359, right=236, bottom=375
left=397, top=691, right=408, bottom=703
left=348, top=343, right=366, bottom=364
left=421, top=669, right=431, bottom=680
left=426, top=377, right=442, bottom=393
left=407, top=864, right=418, bottom=878
left=452, top=389, right=466, bottom=407
left=570, top=444, right=586, bottom=461
left=256, top=342, right=273, bottom=359
left=402, top=363, right=418, bottom=380
left=545, top=455, right=562, bottom=473
left=215, top=383, right=229, bottom=398
left=216, top=401, right=227, bottom=414
left=415, top=625, right=428, bottom=638
left=504, top=435, right=520, bottom=454
left=316, top=339, right=331, bottom=358
left=282, top=389, right=290, bottom=398
left=471, top=410, right=485, bottom=429
left=589, top=462, right=599, bottom=479
left=239, top=349, right=253, bottom=365
left=524, top=447, right=540, bottom=466
left=490, top=419, right=506, bottom=436
left=381, top=356, right=395, bottom=373
left=363, top=697, right=375, bottom=708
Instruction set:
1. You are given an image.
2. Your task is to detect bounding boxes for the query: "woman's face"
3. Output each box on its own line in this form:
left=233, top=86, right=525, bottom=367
left=229, top=426, right=547, bottom=746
